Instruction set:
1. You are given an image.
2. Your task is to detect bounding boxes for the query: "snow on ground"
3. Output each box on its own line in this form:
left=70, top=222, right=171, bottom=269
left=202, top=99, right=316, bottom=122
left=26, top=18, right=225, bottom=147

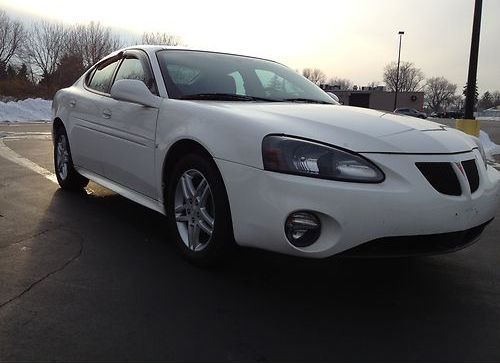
left=0, top=98, right=52, bottom=122
left=480, top=130, right=500, bottom=158
left=477, top=116, right=500, bottom=122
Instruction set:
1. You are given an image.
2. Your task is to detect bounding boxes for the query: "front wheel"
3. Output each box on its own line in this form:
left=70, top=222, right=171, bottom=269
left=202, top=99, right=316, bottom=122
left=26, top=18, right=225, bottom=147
left=54, top=128, right=88, bottom=190
left=166, top=153, right=235, bottom=267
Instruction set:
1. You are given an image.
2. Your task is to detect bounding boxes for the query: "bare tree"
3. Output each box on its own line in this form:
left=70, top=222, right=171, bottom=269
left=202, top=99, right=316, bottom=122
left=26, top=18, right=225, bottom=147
left=478, top=91, right=493, bottom=111
left=327, top=77, right=352, bottom=90
left=424, top=77, right=457, bottom=112
left=24, top=20, right=67, bottom=82
left=0, top=11, right=26, bottom=65
left=302, top=68, right=326, bottom=85
left=383, top=61, right=425, bottom=92
left=492, top=91, right=500, bottom=107
left=447, top=94, right=464, bottom=112
left=68, top=21, right=122, bottom=68
left=366, top=81, right=380, bottom=88
left=141, top=32, right=182, bottom=46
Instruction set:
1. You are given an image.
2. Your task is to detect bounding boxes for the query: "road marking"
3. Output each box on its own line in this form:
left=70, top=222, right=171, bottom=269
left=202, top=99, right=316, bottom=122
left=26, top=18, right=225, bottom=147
left=0, top=133, right=58, bottom=184
left=0, top=131, right=97, bottom=194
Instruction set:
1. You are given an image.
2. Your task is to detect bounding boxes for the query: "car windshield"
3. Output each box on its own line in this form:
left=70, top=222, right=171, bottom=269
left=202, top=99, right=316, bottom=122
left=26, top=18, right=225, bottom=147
left=156, top=50, right=334, bottom=104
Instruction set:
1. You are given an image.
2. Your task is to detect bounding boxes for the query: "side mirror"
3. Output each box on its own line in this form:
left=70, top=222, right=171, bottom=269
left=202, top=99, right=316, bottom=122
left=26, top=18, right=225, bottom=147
left=110, top=79, right=160, bottom=108
left=326, top=91, right=340, bottom=104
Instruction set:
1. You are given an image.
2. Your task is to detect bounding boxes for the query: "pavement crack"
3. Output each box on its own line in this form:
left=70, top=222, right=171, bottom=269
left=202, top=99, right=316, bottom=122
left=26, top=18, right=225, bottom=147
left=0, top=226, right=61, bottom=251
left=21, top=310, right=38, bottom=327
left=0, top=235, right=84, bottom=310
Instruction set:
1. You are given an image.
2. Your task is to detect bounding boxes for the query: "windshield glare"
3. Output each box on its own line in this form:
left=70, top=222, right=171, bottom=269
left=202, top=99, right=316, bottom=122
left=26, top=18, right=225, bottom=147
left=156, top=50, right=334, bottom=104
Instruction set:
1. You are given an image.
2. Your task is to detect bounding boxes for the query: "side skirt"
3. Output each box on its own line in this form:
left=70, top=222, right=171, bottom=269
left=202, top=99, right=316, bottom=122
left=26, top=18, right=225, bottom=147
left=76, top=166, right=166, bottom=215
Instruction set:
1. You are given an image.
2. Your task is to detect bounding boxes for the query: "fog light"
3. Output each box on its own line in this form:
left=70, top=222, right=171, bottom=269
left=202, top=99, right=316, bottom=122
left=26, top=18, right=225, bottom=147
left=285, top=211, right=321, bottom=247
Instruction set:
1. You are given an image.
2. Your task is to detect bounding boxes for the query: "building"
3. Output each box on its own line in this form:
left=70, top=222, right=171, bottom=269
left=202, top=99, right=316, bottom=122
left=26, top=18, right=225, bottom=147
left=321, top=85, right=424, bottom=112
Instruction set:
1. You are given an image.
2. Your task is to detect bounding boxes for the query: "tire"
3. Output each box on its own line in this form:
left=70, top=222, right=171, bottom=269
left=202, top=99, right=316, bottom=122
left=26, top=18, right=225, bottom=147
left=166, top=153, right=235, bottom=267
left=53, top=126, right=89, bottom=191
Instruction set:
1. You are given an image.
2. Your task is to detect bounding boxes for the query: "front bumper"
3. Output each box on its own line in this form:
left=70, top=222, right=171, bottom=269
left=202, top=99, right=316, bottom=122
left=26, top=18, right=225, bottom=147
left=216, top=149, right=500, bottom=258
left=340, top=219, right=492, bottom=257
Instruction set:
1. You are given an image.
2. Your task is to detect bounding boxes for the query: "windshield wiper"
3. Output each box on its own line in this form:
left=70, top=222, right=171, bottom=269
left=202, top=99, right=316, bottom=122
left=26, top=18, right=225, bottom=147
left=282, top=98, right=332, bottom=104
left=179, top=93, right=279, bottom=102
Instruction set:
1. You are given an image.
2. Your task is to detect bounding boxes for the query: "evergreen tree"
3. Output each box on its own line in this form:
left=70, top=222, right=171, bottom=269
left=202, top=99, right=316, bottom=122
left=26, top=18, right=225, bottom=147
left=52, top=53, right=85, bottom=89
left=6, top=64, right=16, bottom=80
left=0, top=61, right=7, bottom=80
left=462, top=82, right=479, bottom=108
left=17, top=63, right=29, bottom=81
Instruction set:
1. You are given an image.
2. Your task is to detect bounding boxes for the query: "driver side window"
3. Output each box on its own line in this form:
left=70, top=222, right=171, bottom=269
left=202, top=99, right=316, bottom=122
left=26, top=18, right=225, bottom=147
left=114, top=57, right=157, bottom=94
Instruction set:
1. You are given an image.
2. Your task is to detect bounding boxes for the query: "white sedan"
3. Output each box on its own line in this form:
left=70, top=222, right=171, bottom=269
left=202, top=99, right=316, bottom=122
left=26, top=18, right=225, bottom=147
left=52, top=46, right=500, bottom=265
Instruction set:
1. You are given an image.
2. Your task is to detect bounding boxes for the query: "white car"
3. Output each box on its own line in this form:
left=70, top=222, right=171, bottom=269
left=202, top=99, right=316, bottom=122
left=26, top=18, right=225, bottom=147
left=52, top=46, right=500, bottom=265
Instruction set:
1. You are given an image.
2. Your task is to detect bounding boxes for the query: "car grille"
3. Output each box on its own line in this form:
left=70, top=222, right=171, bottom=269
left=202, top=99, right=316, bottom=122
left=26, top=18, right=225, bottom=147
left=415, top=160, right=480, bottom=196
left=415, top=162, right=462, bottom=196
left=461, top=159, right=480, bottom=193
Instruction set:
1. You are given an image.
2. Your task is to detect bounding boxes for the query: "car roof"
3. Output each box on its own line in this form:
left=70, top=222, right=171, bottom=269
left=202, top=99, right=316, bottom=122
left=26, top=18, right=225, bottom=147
left=112, top=45, right=281, bottom=66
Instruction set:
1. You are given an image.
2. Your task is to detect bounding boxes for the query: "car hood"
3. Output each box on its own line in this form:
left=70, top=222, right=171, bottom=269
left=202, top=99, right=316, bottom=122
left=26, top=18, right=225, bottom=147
left=196, top=102, right=477, bottom=154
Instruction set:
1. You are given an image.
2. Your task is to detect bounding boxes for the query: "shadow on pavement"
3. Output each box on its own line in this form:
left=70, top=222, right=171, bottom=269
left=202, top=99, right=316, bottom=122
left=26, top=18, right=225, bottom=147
left=1, top=187, right=499, bottom=362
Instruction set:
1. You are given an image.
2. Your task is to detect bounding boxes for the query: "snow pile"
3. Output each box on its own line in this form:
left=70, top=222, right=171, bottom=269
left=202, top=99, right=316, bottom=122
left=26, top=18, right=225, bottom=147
left=480, top=130, right=500, bottom=158
left=0, top=98, right=52, bottom=122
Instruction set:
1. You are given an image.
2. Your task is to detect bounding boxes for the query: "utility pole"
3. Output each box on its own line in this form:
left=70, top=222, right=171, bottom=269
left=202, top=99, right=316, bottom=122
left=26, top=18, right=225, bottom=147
left=464, top=0, right=482, bottom=119
left=394, top=31, right=404, bottom=110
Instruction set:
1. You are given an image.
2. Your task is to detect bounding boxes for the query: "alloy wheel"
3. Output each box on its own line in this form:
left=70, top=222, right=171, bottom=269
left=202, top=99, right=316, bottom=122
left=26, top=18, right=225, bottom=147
left=56, top=134, right=70, bottom=181
left=174, top=169, right=215, bottom=252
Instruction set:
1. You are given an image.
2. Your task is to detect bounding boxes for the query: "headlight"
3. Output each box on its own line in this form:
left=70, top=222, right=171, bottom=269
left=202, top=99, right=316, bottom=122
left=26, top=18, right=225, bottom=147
left=262, top=135, right=385, bottom=183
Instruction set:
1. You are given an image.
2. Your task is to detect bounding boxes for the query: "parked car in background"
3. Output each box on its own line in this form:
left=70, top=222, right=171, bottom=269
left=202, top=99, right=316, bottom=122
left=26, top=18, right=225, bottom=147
left=52, top=46, right=499, bottom=266
left=441, top=111, right=465, bottom=119
left=394, top=108, right=427, bottom=119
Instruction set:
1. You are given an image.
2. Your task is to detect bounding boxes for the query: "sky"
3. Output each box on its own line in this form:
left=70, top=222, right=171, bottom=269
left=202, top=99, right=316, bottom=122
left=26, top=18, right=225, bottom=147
left=1, top=0, right=499, bottom=93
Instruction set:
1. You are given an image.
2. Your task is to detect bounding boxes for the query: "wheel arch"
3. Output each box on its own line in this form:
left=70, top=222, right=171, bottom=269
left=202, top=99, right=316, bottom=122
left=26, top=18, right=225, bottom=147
left=162, top=138, right=215, bottom=192
left=52, top=117, right=65, bottom=144
left=161, top=138, right=235, bottom=234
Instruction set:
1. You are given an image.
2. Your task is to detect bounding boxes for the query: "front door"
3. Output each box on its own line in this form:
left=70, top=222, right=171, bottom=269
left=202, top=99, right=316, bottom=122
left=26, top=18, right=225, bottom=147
left=98, top=51, right=160, bottom=199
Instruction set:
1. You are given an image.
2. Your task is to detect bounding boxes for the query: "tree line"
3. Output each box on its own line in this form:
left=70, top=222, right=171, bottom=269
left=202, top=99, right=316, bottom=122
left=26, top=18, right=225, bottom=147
left=302, top=61, right=500, bottom=113
left=0, top=10, right=181, bottom=99
left=2, top=9, right=499, bottom=112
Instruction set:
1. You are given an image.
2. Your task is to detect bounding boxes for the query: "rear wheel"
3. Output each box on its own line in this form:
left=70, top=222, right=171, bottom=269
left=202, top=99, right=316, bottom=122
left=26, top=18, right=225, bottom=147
left=166, top=153, right=235, bottom=267
left=54, top=127, right=88, bottom=191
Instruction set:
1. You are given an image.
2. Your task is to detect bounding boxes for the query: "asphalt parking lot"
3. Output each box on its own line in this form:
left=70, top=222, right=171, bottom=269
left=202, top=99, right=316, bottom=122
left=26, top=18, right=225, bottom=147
left=0, top=121, right=499, bottom=362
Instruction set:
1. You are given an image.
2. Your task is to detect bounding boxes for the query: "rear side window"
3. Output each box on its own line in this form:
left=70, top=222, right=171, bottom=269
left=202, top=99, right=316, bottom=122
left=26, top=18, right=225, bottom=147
left=88, top=59, right=119, bottom=93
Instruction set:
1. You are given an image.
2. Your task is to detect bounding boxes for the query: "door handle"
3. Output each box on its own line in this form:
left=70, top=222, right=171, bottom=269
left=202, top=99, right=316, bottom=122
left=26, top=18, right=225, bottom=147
left=69, top=99, right=76, bottom=107
left=102, top=109, right=112, bottom=119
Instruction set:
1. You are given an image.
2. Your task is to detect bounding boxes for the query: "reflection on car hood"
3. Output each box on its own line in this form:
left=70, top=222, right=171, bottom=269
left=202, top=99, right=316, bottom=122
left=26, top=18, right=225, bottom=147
left=175, top=101, right=477, bottom=154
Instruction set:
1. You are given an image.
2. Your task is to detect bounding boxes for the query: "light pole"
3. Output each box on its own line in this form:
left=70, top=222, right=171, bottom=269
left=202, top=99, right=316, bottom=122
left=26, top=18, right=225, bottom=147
left=457, top=0, right=482, bottom=136
left=464, top=0, right=482, bottom=119
left=394, top=31, right=404, bottom=110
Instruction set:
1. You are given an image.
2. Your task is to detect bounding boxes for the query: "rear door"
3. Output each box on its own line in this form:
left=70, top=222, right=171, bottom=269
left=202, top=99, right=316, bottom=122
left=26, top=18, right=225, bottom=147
left=69, top=56, right=121, bottom=175
left=98, top=50, right=160, bottom=199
